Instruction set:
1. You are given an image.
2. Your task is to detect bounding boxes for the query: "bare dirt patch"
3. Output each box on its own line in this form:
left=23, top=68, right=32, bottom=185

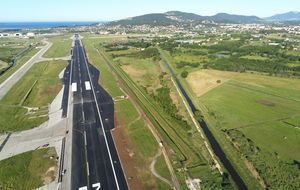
left=0, top=60, right=9, bottom=70
left=186, top=69, right=238, bottom=97
left=256, top=99, right=275, bottom=107
left=121, top=65, right=145, bottom=79
left=112, top=112, right=154, bottom=190
left=243, top=159, right=267, bottom=189
left=42, top=166, right=56, bottom=184
left=170, top=90, right=179, bottom=108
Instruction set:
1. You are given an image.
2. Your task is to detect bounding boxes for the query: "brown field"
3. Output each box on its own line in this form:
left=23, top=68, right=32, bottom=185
left=0, top=60, right=8, bottom=70
left=122, top=64, right=146, bottom=80
left=186, top=69, right=238, bottom=97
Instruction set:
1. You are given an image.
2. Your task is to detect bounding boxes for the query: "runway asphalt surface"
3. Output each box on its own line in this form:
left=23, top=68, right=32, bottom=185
left=70, top=37, right=128, bottom=190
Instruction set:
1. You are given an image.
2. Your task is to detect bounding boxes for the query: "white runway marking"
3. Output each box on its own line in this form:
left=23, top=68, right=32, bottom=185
left=92, top=183, right=101, bottom=190
left=85, top=81, right=91, bottom=90
left=71, top=83, right=77, bottom=92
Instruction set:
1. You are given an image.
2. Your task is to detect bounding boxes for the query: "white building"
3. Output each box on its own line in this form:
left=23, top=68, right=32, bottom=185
left=26, top=32, right=35, bottom=38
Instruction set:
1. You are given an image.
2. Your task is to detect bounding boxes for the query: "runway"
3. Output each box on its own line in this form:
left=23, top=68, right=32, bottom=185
left=70, top=36, right=128, bottom=190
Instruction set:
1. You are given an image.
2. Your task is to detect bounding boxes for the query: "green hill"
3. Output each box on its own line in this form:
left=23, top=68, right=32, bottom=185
left=107, top=11, right=262, bottom=26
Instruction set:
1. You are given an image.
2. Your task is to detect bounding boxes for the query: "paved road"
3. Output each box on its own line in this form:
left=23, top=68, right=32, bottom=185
left=0, top=40, right=52, bottom=100
left=69, top=36, right=128, bottom=190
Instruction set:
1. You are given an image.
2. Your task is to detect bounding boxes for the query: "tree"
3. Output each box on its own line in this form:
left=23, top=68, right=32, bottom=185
left=181, top=70, right=189, bottom=78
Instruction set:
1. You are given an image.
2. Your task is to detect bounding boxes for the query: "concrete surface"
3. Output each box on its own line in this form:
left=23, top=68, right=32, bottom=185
left=0, top=86, right=66, bottom=161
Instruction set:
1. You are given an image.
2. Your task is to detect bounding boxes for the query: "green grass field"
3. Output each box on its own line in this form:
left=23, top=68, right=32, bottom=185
left=0, top=46, right=24, bottom=61
left=155, top=154, right=172, bottom=182
left=174, top=51, right=208, bottom=65
left=116, top=56, right=162, bottom=92
left=0, top=148, right=57, bottom=190
left=1, top=60, right=66, bottom=106
left=115, top=99, right=158, bottom=158
left=157, top=49, right=197, bottom=75
left=0, top=37, right=37, bottom=62
left=200, top=77, right=300, bottom=159
left=161, top=51, right=263, bottom=189
left=240, top=55, right=270, bottom=60
left=187, top=70, right=300, bottom=189
left=43, top=35, right=72, bottom=58
left=0, top=60, right=67, bottom=132
left=0, top=48, right=40, bottom=84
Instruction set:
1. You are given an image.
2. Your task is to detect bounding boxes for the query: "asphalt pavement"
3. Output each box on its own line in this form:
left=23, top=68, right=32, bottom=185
left=69, top=37, right=128, bottom=190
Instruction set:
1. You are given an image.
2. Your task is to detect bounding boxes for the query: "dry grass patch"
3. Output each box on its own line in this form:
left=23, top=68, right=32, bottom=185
left=186, top=69, right=238, bottom=97
left=122, top=64, right=146, bottom=79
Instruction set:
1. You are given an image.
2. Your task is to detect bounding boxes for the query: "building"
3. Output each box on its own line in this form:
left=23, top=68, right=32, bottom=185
left=26, top=32, right=35, bottom=38
left=14, top=33, right=22, bottom=37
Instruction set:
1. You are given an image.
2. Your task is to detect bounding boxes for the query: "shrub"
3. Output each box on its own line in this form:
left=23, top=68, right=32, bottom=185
left=181, top=70, right=189, bottom=78
left=194, top=110, right=204, bottom=121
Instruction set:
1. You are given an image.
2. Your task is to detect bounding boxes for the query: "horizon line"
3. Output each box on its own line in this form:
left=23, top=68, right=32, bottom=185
left=0, top=10, right=299, bottom=23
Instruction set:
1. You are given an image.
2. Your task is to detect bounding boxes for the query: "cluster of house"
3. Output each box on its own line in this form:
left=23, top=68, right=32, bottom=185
left=220, top=23, right=300, bottom=34
left=0, top=32, right=35, bottom=38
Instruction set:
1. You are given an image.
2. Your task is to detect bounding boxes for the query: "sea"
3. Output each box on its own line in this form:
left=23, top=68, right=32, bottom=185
left=0, top=21, right=99, bottom=29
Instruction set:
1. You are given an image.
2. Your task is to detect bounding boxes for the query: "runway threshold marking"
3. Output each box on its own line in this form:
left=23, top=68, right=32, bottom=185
left=92, top=183, right=101, bottom=190
left=85, top=81, right=91, bottom=90
left=71, top=83, right=77, bottom=92
left=78, top=187, right=87, bottom=190
left=78, top=182, right=101, bottom=190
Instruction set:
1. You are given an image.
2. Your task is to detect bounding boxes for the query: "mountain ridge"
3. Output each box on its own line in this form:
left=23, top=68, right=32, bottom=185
left=266, top=11, right=300, bottom=21
left=107, top=11, right=300, bottom=26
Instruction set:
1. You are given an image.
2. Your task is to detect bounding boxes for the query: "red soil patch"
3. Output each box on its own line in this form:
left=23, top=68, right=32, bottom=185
left=112, top=111, right=153, bottom=190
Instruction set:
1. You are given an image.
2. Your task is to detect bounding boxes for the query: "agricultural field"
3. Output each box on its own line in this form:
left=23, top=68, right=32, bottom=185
left=185, top=69, right=300, bottom=189
left=83, top=36, right=173, bottom=190
left=0, top=60, right=67, bottom=132
left=0, top=37, right=41, bottom=83
left=0, top=148, right=57, bottom=189
left=96, top=36, right=231, bottom=189
left=158, top=31, right=300, bottom=78
left=43, top=35, right=72, bottom=58
left=0, top=48, right=40, bottom=84
left=0, top=37, right=39, bottom=63
left=153, top=31, right=300, bottom=188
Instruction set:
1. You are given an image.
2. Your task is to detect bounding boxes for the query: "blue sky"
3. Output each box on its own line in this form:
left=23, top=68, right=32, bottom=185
left=1, top=0, right=299, bottom=21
